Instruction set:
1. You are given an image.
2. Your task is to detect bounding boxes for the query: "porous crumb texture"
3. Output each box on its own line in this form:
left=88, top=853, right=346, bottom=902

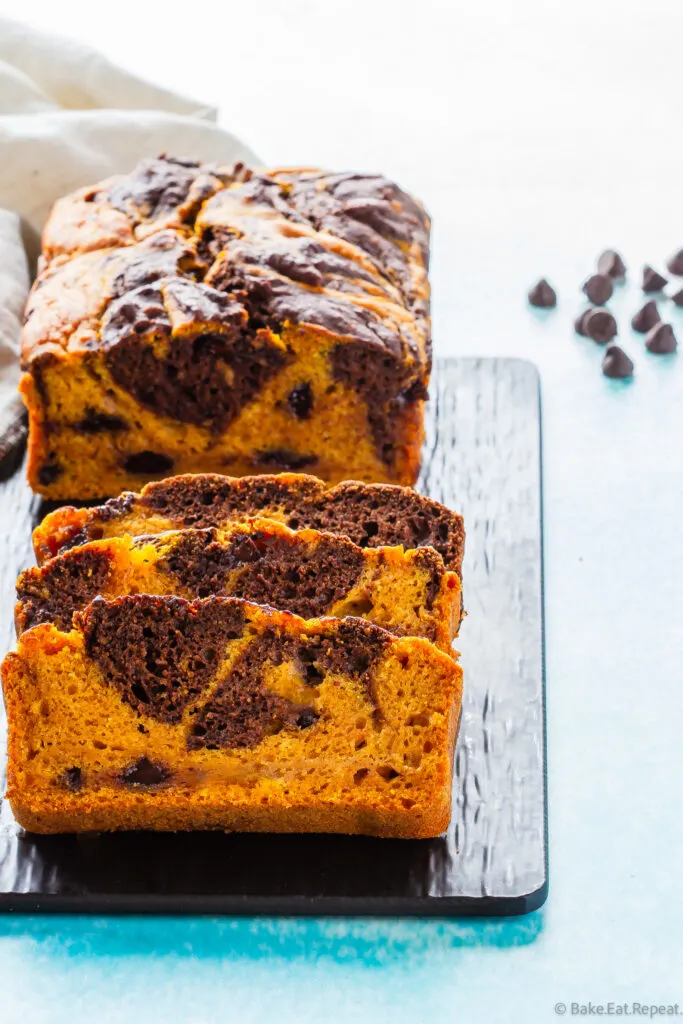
left=17, top=519, right=462, bottom=651
left=2, top=595, right=462, bottom=837
left=21, top=156, right=431, bottom=498
left=33, top=472, right=466, bottom=575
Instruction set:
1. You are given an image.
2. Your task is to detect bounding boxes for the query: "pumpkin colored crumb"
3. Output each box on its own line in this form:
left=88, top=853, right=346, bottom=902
left=3, top=595, right=462, bottom=837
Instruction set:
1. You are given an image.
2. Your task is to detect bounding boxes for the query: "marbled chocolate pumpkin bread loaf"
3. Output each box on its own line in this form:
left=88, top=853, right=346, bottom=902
left=21, top=156, right=430, bottom=499
left=2, top=595, right=462, bottom=836
left=34, top=472, right=466, bottom=574
left=17, top=520, right=462, bottom=650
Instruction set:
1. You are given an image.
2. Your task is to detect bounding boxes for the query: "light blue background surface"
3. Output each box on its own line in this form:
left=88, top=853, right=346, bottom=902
left=3, top=248, right=681, bottom=1024
left=2, top=2, right=683, bottom=1020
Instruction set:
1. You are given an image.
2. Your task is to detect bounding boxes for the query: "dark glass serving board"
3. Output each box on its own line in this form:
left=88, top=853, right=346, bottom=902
left=0, top=357, right=547, bottom=915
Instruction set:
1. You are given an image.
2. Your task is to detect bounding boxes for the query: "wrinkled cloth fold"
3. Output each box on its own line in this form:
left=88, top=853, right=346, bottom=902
left=0, top=17, right=259, bottom=467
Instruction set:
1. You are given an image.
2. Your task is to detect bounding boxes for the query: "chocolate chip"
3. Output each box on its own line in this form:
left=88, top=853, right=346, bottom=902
left=300, top=661, right=325, bottom=686
left=671, top=287, right=683, bottom=307
left=295, top=707, right=318, bottom=729
left=642, top=266, right=667, bottom=293
left=123, top=451, right=174, bottom=475
left=37, top=462, right=62, bottom=486
left=597, top=250, right=626, bottom=280
left=582, top=274, right=613, bottom=305
left=75, top=410, right=129, bottom=434
left=62, top=767, right=82, bottom=791
left=630, top=300, right=660, bottom=333
left=574, top=310, right=591, bottom=336
left=666, top=250, right=683, bottom=276
left=225, top=535, right=266, bottom=565
left=255, top=449, right=318, bottom=470
left=645, top=322, right=677, bottom=354
left=583, top=309, right=617, bottom=344
left=527, top=279, right=557, bottom=308
left=287, top=382, right=314, bottom=420
left=120, top=757, right=170, bottom=786
left=602, top=345, right=634, bottom=379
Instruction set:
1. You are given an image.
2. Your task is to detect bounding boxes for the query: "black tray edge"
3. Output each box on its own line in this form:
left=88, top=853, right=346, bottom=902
left=0, top=879, right=549, bottom=917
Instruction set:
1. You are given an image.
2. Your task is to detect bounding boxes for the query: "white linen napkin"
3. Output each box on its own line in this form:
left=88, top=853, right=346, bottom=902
left=0, top=17, right=260, bottom=474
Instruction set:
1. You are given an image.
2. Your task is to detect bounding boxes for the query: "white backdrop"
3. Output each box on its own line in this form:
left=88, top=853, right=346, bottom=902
left=1, top=0, right=679, bottom=359
left=1, top=4, right=682, bottom=1022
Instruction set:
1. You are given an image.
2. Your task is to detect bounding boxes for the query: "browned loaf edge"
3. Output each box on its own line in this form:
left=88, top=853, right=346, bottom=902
left=17, top=520, right=462, bottom=649
left=2, top=594, right=463, bottom=837
left=33, top=472, right=466, bottom=576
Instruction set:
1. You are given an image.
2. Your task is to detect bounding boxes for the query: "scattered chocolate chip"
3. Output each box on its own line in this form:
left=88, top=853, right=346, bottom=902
left=582, top=274, right=613, bottom=305
left=120, top=757, right=170, bottom=786
left=287, top=382, right=314, bottom=420
left=584, top=308, right=617, bottom=344
left=574, top=309, right=591, bottom=336
left=645, top=322, right=677, bottom=354
left=62, top=767, right=82, bottom=791
left=671, top=287, right=683, bottom=307
left=123, top=451, right=174, bottom=475
left=597, top=250, right=627, bottom=280
left=631, top=300, right=661, bottom=333
left=602, top=345, right=634, bottom=379
left=642, top=266, right=667, bottom=293
left=527, top=279, right=557, bottom=308
left=666, top=250, right=683, bottom=276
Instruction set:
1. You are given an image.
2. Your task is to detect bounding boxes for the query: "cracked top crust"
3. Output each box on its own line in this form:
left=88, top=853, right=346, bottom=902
left=23, top=156, right=431, bottom=380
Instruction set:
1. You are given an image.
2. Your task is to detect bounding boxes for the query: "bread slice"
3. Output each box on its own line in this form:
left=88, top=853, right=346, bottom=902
left=33, top=472, right=466, bottom=573
left=17, top=519, right=462, bottom=651
left=3, top=594, right=462, bottom=837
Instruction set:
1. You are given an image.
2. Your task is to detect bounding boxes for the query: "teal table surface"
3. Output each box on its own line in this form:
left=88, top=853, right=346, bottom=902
left=2, top=229, right=681, bottom=1023
left=2, top=3, right=683, bottom=1020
